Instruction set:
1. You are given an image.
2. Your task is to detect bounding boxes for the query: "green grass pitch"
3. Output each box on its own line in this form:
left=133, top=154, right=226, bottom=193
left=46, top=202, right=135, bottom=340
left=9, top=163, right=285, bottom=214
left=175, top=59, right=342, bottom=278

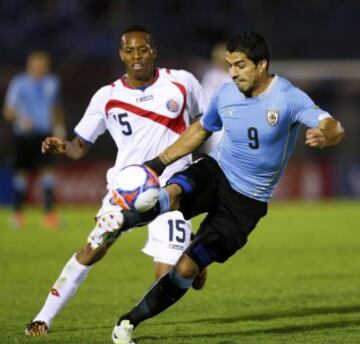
left=1, top=201, right=359, bottom=344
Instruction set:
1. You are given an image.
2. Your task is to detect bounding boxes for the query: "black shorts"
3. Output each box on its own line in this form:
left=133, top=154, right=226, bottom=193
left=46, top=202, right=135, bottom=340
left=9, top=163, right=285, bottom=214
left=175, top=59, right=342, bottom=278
left=168, top=155, right=268, bottom=268
left=14, top=135, right=55, bottom=170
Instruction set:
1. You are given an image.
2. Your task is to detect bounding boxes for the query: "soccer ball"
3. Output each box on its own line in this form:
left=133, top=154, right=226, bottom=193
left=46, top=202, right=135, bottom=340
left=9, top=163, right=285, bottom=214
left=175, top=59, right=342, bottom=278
left=111, top=164, right=160, bottom=212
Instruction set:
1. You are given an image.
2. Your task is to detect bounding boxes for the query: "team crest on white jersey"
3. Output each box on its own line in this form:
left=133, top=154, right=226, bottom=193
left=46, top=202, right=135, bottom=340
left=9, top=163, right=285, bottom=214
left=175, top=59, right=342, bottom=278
left=266, top=110, right=279, bottom=126
left=166, top=98, right=180, bottom=113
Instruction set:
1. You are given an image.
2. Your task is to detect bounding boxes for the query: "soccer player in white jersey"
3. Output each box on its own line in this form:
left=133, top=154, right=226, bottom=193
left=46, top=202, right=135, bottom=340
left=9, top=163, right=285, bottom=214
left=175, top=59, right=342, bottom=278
left=200, top=41, right=231, bottom=156
left=108, top=32, right=344, bottom=344
left=25, top=25, right=208, bottom=336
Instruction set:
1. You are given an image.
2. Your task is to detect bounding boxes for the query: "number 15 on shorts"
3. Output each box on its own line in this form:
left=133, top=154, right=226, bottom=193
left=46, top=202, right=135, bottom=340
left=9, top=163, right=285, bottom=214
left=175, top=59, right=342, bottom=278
left=168, top=219, right=186, bottom=243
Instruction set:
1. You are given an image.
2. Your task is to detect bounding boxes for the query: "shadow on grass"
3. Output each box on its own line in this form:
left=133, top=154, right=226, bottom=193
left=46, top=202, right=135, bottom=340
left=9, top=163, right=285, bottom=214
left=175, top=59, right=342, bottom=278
left=157, top=304, right=360, bottom=325
left=137, top=318, right=360, bottom=342
left=51, top=304, right=360, bottom=339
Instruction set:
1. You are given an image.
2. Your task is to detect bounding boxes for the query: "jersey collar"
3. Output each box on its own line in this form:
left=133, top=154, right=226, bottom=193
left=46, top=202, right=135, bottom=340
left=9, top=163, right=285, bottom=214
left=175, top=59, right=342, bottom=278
left=120, top=68, right=160, bottom=90
left=257, top=74, right=278, bottom=98
left=237, top=74, right=278, bottom=103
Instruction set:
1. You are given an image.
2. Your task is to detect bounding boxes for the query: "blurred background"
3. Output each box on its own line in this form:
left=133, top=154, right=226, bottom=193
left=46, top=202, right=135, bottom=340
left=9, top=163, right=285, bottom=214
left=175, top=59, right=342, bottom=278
left=0, top=0, right=359, bottom=206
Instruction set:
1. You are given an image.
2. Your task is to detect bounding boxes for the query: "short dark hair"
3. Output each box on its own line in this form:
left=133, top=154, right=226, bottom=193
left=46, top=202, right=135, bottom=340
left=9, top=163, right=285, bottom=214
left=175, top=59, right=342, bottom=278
left=120, top=25, right=155, bottom=48
left=227, top=32, right=270, bottom=66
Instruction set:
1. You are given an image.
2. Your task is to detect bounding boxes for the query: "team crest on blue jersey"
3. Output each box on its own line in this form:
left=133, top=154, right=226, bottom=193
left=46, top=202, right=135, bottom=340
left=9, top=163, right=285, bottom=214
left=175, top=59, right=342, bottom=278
left=166, top=98, right=180, bottom=113
left=266, top=110, right=279, bottom=126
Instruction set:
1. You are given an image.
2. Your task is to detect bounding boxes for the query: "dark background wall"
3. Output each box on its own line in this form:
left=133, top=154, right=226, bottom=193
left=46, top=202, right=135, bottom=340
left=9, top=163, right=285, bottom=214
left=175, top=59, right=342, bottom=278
left=1, top=0, right=360, bottom=63
left=0, top=0, right=359, bottom=200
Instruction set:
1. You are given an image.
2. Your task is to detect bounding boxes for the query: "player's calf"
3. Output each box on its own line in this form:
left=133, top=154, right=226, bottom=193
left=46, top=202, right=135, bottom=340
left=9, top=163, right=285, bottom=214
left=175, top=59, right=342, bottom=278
left=76, top=242, right=110, bottom=266
left=192, top=267, right=208, bottom=290
left=114, top=262, right=196, bottom=334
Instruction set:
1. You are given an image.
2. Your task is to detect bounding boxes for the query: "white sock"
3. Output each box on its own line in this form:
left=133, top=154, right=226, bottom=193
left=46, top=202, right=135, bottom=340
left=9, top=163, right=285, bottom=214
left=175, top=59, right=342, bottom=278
left=33, top=254, right=92, bottom=327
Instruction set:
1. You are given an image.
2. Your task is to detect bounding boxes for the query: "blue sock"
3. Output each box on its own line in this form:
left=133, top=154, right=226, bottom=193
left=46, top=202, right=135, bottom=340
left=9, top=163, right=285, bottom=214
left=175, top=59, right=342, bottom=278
left=13, top=174, right=27, bottom=211
left=158, top=188, right=170, bottom=213
left=41, top=174, right=56, bottom=212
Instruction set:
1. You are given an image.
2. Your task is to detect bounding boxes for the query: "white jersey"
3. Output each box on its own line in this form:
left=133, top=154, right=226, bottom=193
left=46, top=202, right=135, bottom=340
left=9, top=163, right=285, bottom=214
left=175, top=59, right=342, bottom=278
left=200, top=66, right=231, bottom=156
left=75, top=68, right=208, bottom=186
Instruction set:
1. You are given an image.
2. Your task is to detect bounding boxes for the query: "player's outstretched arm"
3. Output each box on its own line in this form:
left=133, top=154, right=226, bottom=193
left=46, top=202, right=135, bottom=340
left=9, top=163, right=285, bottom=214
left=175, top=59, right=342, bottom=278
left=41, top=136, right=90, bottom=160
left=161, top=121, right=211, bottom=164
left=305, top=117, right=344, bottom=149
left=146, top=121, right=211, bottom=175
left=3, top=105, right=34, bottom=130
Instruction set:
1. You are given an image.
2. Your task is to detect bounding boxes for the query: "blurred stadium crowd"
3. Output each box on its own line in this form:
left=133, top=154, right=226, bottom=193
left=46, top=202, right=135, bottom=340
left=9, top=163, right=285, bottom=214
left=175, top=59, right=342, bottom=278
left=1, top=0, right=360, bottom=63
left=0, top=0, right=359, bottom=204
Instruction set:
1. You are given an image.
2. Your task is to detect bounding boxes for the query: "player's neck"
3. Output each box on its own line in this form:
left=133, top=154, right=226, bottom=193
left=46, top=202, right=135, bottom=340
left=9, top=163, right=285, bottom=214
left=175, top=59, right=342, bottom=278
left=28, top=72, right=46, bottom=80
left=251, top=74, right=274, bottom=97
left=124, top=70, right=156, bottom=89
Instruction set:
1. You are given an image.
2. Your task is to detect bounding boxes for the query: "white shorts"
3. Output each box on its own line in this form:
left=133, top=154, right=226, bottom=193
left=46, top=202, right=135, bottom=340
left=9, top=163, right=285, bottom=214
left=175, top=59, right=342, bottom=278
left=95, top=192, right=192, bottom=266
left=142, top=211, right=192, bottom=265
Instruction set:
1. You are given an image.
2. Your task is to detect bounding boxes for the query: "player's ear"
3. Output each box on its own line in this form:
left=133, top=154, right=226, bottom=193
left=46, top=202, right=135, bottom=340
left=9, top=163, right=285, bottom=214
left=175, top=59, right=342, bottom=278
left=152, top=46, right=158, bottom=59
left=119, top=48, right=125, bottom=62
left=258, top=59, right=267, bottom=72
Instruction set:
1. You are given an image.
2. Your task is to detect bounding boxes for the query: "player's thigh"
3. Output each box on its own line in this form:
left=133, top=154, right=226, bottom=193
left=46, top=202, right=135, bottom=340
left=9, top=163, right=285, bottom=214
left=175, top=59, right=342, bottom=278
left=168, top=154, right=220, bottom=219
left=142, top=211, right=192, bottom=266
left=14, top=136, right=36, bottom=170
left=186, top=194, right=267, bottom=269
left=15, top=135, right=53, bottom=170
left=34, top=135, right=55, bottom=169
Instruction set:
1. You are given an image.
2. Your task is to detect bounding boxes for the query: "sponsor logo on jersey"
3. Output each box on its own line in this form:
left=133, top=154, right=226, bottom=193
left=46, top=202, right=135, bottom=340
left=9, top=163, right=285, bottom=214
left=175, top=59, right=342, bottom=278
left=169, top=243, right=184, bottom=250
left=166, top=98, right=180, bottom=113
left=266, top=110, right=279, bottom=126
left=136, top=95, right=154, bottom=102
left=220, top=107, right=233, bottom=117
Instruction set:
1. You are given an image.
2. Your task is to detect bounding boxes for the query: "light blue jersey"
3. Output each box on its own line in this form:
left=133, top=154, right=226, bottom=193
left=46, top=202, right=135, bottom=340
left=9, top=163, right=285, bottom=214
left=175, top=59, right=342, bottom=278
left=5, top=73, right=60, bottom=135
left=200, top=75, right=330, bottom=202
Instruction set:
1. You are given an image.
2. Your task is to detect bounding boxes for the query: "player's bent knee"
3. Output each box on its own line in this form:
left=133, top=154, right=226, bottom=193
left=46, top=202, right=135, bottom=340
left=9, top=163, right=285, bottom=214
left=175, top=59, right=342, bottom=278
left=175, top=254, right=200, bottom=280
left=167, top=174, right=194, bottom=195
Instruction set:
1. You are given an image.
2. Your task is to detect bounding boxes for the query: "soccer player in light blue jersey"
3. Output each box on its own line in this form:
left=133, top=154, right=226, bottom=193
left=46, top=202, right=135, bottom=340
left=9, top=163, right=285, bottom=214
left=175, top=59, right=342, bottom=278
left=107, top=32, right=345, bottom=343
left=3, top=51, right=66, bottom=228
left=110, top=31, right=345, bottom=343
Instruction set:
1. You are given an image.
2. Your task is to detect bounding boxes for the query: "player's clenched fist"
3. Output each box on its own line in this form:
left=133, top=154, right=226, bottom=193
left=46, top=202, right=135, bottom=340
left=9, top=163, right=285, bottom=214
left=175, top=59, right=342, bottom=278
left=42, top=136, right=67, bottom=154
left=305, top=128, right=327, bottom=149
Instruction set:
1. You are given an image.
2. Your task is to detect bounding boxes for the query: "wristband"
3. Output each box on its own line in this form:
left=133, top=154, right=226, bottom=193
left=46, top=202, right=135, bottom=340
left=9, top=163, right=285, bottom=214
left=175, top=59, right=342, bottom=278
left=144, top=157, right=166, bottom=176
